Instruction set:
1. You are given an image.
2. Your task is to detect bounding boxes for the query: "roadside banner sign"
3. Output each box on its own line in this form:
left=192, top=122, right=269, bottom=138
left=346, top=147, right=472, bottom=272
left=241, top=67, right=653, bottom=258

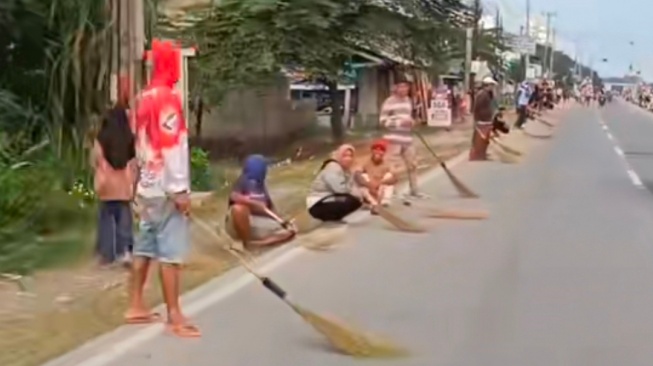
left=427, top=89, right=452, bottom=127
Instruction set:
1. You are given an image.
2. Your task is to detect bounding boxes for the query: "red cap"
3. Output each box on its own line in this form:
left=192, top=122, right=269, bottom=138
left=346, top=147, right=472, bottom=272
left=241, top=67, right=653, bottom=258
left=371, top=139, right=388, bottom=152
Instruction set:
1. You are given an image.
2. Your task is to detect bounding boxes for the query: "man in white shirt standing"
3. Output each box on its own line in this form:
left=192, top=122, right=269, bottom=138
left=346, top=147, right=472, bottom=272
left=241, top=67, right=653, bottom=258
left=125, top=39, right=200, bottom=338
left=379, top=76, right=426, bottom=200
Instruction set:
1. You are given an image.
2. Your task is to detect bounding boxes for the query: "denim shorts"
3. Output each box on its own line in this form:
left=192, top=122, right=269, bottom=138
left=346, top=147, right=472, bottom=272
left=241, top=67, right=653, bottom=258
left=133, top=196, right=189, bottom=264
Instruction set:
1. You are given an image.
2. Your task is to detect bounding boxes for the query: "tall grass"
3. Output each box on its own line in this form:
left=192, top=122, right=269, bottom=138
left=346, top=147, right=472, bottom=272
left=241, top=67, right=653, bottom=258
left=45, top=0, right=111, bottom=187
left=0, top=0, right=111, bottom=273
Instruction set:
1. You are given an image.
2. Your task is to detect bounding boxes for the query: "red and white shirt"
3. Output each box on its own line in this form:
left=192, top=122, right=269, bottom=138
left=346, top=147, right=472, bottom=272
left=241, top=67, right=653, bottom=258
left=134, top=86, right=190, bottom=198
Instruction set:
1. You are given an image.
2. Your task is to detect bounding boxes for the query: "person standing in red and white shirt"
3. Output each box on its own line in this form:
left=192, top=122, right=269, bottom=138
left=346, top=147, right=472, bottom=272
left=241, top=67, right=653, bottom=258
left=379, top=76, right=426, bottom=199
left=124, top=39, right=200, bottom=338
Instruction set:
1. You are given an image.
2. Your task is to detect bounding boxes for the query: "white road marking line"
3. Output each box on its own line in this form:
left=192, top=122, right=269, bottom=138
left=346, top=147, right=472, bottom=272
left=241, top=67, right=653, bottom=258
left=599, top=117, right=644, bottom=189
left=43, top=149, right=471, bottom=366
left=614, top=146, right=625, bottom=157
left=627, top=169, right=644, bottom=187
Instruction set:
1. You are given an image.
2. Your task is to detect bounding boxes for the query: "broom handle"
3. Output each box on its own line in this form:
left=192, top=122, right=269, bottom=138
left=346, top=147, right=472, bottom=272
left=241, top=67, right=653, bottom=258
left=190, top=216, right=260, bottom=276
left=413, top=131, right=445, bottom=167
left=190, top=215, right=290, bottom=300
left=192, top=216, right=289, bottom=298
left=262, top=207, right=293, bottom=230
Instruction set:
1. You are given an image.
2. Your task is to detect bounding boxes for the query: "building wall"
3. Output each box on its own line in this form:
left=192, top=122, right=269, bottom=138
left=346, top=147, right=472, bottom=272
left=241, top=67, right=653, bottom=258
left=352, top=66, right=396, bottom=129
left=192, top=77, right=317, bottom=159
left=528, top=16, right=548, bottom=45
left=356, top=68, right=380, bottom=128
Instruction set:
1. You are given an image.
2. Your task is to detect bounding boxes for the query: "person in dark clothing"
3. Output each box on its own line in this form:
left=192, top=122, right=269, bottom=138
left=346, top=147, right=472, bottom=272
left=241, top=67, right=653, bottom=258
left=469, top=77, right=497, bottom=161
left=93, top=106, right=137, bottom=266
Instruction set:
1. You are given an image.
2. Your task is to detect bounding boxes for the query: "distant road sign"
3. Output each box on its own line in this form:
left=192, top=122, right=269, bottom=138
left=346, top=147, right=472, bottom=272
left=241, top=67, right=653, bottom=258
left=510, top=36, right=536, bottom=56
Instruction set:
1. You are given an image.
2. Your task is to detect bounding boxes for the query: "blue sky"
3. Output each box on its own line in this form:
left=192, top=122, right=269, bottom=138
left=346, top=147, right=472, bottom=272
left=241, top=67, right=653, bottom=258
left=484, top=0, right=651, bottom=80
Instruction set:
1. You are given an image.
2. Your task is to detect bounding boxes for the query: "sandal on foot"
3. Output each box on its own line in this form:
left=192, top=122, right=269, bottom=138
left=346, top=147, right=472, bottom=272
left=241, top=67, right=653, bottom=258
left=124, top=312, right=162, bottom=324
left=166, top=323, right=202, bottom=338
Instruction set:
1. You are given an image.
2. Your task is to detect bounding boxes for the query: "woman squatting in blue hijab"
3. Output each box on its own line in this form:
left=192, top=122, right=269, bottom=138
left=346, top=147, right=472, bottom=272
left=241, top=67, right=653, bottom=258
left=225, top=155, right=296, bottom=250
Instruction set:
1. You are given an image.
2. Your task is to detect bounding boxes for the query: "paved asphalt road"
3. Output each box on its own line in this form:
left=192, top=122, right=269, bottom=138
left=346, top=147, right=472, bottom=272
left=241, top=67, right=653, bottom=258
left=47, top=102, right=653, bottom=366
left=600, top=100, right=653, bottom=195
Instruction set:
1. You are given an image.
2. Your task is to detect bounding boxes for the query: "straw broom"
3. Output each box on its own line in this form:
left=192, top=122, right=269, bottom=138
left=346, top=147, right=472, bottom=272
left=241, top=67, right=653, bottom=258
left=491, top=144, right=520, bottom=164
left=288, top=210, right=348, bottom=251
left=523, top=129, right=553, bottom=139
left=414, top=131, right=479, bottom=198
left=262, top=207, right=348, bottom=251
left=491, top=136, right=523, bottom=156
left=300, top=224, right=347, bottom=251
left=192, top=216, right=408, bottom=358
left=418, top=207, right=489, bottom=220
left=478, top=128, right=523, bottom=156
left=475, top=130, right=520, bottom=164
left=536, top=117, right=555, bottom=128
left=373, top=204, right=426, bottom=233
left=298, top=202, right=424, bottom=234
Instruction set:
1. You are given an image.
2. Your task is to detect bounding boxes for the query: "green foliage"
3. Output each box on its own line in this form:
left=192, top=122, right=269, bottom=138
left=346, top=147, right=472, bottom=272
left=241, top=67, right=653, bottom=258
left=506, top=59, right=522, bottom=83
left=175, top=0, right=480, bottom=141
left=533, top=43, right=602, bottom=86
left=0, top=130, right=93, bottom=274
left=191, top=147, right=213, bottom=191
left=0, top=0, right=109, bottom=273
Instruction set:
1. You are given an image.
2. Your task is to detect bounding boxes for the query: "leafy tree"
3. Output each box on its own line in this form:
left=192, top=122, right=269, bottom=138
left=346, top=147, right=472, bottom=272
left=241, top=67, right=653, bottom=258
left=173, top=0, right=474, bottom=141
left=535, top=44, right=602, bottom=87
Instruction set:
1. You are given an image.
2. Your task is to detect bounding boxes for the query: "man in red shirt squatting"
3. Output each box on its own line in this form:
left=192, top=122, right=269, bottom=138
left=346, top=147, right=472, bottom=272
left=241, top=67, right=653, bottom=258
left=125, top=39, right=200, bottom=338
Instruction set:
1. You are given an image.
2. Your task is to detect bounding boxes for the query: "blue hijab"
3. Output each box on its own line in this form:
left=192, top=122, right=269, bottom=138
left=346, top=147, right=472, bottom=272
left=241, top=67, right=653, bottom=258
left=232, top=154, right=272, bottom=208
left=243, top=154, right=268, bottom=183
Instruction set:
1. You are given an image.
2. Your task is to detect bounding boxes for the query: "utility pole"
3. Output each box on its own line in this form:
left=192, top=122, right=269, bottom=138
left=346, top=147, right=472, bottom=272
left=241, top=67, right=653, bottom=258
left=127, top=0, right=145, bottom=99
left=524, top=0, right=530, bottom=81
left=109, top=0, right=144, bottom=103
left=573, top=42, right=579, bottom=82
left=549, top=28, right=556, bottom=77
left=495, top=8, right=505, bottom=95
left=542, top=11, right=556, bottom=77
left=464, top=27, right=473, bottom=93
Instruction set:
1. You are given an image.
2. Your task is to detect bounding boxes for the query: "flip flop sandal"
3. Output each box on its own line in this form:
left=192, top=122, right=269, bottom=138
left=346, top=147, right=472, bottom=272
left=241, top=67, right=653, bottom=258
left=124, top=312, right=162, bottom=324
left=166, top=323, right=202, bottom=338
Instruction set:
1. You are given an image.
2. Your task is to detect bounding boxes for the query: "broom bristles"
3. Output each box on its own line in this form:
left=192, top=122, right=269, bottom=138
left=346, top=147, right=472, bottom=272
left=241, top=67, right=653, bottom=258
left=421, top=207, right=489, bottom=220
left=443, top=167, right=479, bottom=198
left=524, top=131, right=553, bottom=139
left=414, top=130, right=479, bottom=199
left=492, top=145, right=520, bottom=164
left=376, top=206, right=425, bottom=233
left=537, top=118, right=555, bottom=127
left=294, top=305, right=408, bottom=358
left=491, top=138, right=523, bottom=156
left=298, top=225, right=346, bottom=251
